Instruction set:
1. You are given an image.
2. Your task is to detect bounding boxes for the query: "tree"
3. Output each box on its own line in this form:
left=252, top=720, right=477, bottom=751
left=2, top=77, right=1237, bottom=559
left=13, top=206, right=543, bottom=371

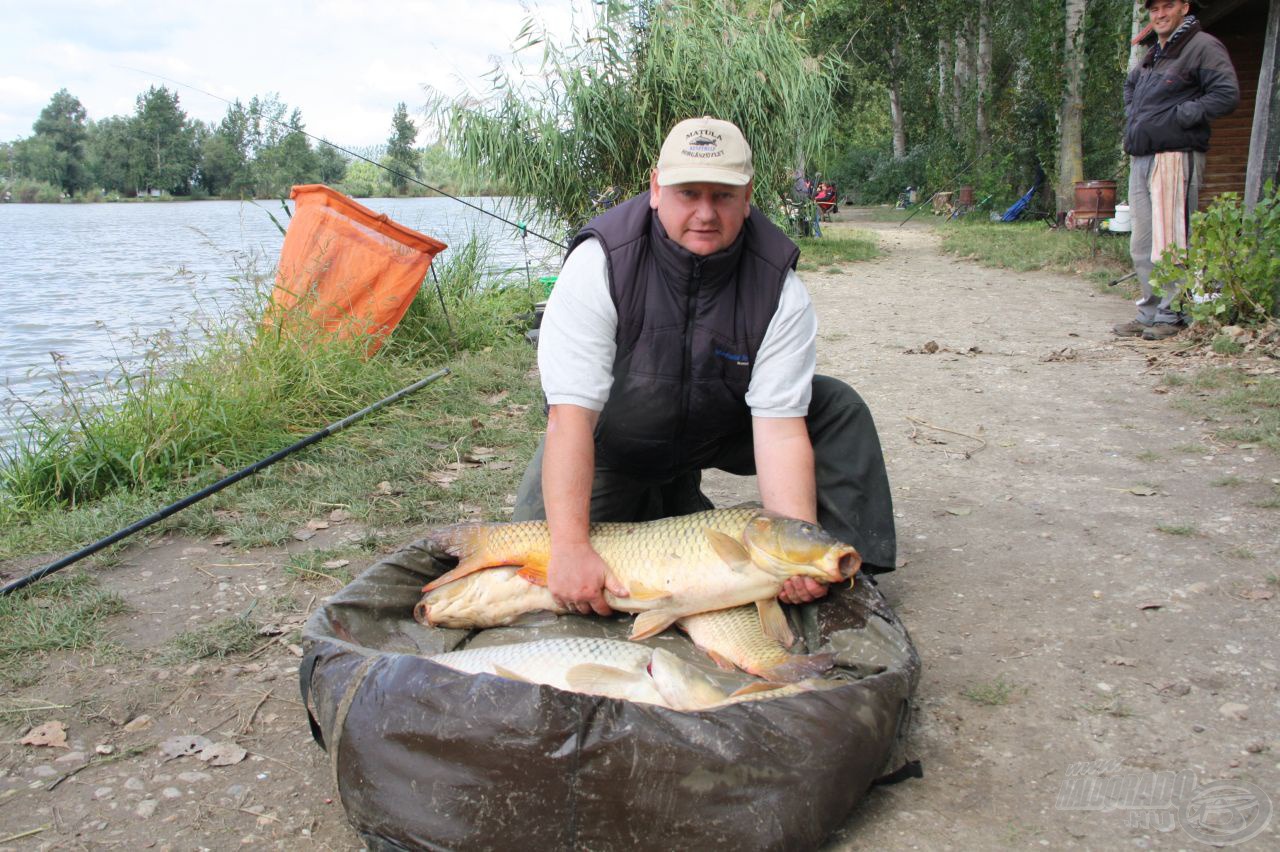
left=447, top=0, right=840, bottom=229
left=1056, top=0, right=1087, bottom=215
left=199, top=101, right=253, bottom=197
left=315, top=143, right=349, bottom=185
left=132, top=86, right=198, bottom=194
left=386, top=102, right=419, bottom=192
left=31, top=89, right=89, bottom=193
left=85, top=115, right=136, bottom=193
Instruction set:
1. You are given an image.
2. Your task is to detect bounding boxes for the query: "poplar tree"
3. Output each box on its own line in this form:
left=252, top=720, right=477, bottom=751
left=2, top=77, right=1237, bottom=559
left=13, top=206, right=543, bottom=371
left=386, top=102, right=419, bottom=192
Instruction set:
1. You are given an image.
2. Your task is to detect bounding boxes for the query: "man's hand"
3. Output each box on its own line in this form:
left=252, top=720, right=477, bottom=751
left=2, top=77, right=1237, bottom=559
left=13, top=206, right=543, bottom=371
left=548, top=541, right=630, bottom=616
left=778, top=577, right=828, bottom=605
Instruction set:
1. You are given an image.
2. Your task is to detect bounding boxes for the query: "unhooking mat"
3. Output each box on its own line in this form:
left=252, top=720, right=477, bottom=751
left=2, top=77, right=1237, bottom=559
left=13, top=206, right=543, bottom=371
left=300, top=532, right=921, bottom=852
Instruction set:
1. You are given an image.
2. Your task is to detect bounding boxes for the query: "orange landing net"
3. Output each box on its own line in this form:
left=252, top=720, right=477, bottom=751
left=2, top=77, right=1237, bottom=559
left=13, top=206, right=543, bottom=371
left=266, top=184, right=447, bottom=354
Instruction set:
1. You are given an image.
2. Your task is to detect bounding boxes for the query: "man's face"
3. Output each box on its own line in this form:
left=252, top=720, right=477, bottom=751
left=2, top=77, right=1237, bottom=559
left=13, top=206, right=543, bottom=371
left=649, top=172, right=752, bottom=256
left=1147, top=0, right=1189, bottom=40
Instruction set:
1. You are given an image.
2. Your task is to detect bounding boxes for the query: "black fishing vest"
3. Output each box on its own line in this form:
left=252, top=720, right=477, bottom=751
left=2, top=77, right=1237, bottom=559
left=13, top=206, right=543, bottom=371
left=567, top=191, right=799, bottom=477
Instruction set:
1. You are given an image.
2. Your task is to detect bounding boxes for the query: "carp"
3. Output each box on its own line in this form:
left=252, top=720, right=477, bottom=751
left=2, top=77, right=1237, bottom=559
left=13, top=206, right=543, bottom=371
left=419, top=507, right=860, bottom=642
left=427, top=637, right=728, bottom=712
left=417, top=574, right=833, bottom=683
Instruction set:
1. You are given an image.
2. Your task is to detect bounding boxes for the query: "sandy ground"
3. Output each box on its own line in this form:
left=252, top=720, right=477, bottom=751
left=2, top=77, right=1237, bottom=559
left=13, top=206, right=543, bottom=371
left=1, top=209, right=1276, bottom=850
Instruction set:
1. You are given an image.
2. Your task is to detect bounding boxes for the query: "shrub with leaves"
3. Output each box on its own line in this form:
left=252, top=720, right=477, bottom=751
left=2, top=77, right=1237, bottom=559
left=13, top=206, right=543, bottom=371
left=444, top=0, right=841, bottom=232
left=1153, top=181, right=1280, bottom=325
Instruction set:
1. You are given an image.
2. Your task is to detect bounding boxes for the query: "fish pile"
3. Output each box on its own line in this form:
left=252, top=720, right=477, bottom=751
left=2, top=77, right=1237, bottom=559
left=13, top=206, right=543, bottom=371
left=415, top=508, right=860, bottom=704
left=427, top=637, right=840, bottom=713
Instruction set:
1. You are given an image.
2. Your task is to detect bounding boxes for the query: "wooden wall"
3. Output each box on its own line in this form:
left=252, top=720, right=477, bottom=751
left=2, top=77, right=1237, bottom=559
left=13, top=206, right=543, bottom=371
left=1201, top=0, right=1269, bottom=207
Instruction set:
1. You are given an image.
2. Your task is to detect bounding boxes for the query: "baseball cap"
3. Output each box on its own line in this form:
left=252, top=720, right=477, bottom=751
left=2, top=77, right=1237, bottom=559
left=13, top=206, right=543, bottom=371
left=655, top=116, right=754, bottom=186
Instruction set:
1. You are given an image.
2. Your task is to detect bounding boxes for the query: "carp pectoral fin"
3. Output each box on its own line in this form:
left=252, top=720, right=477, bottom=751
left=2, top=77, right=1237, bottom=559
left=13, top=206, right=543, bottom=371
left=728, top=681, right=786, bottom=698
left=421, top=558, right=505, bottom=594
left=566, top=664, right=645, bottom=696
left=705, top=649, right=738, bottom=672
left=515, top=565, right=549, bottom=586
left=630, top=609, right=681, bottom=641
left=492, top=664, right=534, bottom=683
left=758, top=652, right=836, bottom=684
left=705, top=530, right=752, bottom=572
left=627, top=581, right=672, bottom=602
left=754, top=599, right=795, bottom=647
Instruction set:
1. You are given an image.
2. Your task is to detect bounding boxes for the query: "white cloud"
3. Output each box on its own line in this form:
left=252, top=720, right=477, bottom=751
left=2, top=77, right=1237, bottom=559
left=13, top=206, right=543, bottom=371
left=1, top=0, right=586, bottom=146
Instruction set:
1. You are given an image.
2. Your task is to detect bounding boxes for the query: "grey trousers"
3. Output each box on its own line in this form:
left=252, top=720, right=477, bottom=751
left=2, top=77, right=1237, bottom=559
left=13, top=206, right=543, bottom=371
left=512, top=375, right=898, bottom=570
left=1128, top=151, right=1204, bottom=325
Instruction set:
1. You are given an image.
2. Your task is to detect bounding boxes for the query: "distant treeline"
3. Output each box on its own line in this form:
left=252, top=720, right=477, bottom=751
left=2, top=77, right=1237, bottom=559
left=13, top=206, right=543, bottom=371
left=0, top=87, right=505, bottom=202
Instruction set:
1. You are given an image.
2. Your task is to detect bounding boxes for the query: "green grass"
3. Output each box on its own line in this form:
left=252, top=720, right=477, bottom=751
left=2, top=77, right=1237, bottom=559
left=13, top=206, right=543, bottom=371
left=0, top=235, right=542, bottom=518
left=1212, top=335, right=1245, bottom=356
left=795, top=230, right=880, bottom=272
left=0, top=574, right=126, bottom=688
left=962, top=675, right=1018, bottom=706
left=0, top=233, right=548, bottom=559
left=1167, top=368, right=1280, bottom=453
left=160, top=614, right=263, bottom=663
left=1156, top=522, right=1199, bottom=537
left=937, top=220, right=1130, bottom=286
left=1226, top=546, right=1255, bottom=560
left=1212, top=475, right=1245, bottom=487
left=1136, top=450, right=1161, bottom=462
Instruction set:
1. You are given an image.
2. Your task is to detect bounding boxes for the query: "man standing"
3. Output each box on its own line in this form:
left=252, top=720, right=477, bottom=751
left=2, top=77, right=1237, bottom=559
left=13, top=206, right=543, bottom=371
left=513, top=116, right=896, bottom=616
left=1114, top=0, right=1238, bottom=341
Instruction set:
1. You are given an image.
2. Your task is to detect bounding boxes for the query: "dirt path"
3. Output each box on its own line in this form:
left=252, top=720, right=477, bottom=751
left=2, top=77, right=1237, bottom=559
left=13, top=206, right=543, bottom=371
left=2, top=210, right=1276, bottom=851
left=707, top=210, right=1279, bottom=849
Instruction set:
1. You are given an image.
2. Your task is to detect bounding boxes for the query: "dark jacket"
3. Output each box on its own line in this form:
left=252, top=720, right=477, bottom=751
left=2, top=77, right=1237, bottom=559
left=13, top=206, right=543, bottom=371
left=1123, top=19, right=1239, bottom=156
left=567, top=192, right=799, bottom=477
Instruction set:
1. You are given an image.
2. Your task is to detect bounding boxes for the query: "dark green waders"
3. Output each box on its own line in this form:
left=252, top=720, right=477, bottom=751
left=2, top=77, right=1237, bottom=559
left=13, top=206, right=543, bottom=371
left=513, top=374, right=897, bottom=571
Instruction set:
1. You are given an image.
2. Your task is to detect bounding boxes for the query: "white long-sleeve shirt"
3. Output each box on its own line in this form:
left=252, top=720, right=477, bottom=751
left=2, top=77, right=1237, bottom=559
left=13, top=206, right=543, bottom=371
left=537, top=238, right=817, bottom=417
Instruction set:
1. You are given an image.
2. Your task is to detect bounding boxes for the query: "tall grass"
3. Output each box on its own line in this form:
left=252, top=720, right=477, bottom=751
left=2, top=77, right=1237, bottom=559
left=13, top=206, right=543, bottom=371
left=938, top=220, right=1130, bottom=280
left=0, top=234, right=542, bottom=515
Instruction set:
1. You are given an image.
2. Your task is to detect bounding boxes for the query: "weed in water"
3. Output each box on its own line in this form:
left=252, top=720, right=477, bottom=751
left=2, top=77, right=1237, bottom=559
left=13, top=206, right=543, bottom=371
left=1212, top=475, right=1244, bottom=487
left=161, top=614, right=262, bottom=663
left=962, top=675, right=1018, bottom=706
left=1156, top=522, right=1199, bottom=537
left=1211, top=335, right=1244, bottom=356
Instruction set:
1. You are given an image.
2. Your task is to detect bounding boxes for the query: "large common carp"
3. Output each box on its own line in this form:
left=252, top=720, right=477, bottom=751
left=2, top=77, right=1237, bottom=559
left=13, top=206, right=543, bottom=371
left=419, top=508, right=860, bottom=642
left=417, top=572, right=834, bottom=683
left=427, top=637, right=729, bottom=712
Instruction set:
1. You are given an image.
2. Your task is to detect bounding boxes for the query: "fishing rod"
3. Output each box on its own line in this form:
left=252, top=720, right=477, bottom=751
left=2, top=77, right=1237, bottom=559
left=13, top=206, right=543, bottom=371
left=0, top=369, right=451, bottom=597
left=115, top=66, right=568, bottom=250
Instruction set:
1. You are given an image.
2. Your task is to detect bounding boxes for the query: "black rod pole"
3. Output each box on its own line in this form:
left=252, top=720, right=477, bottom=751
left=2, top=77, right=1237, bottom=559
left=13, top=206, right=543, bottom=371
left=1, top=368, right=451, bottom=597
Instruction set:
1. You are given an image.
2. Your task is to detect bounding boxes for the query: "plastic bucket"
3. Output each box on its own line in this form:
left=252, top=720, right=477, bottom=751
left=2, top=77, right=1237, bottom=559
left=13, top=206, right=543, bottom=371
left=1111, top=203, right=1132, bottom=232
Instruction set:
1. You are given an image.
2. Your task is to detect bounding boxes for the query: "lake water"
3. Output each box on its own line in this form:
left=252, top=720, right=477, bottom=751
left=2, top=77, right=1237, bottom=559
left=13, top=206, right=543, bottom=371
left=0, top=196, right=561, bottom=444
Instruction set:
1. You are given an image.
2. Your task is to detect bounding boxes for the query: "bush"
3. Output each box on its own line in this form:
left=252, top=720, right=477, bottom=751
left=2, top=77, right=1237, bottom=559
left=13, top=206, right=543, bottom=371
left=1, top=178, right=63, bottom=203
left=1153, top=182, right=1280, bottom=325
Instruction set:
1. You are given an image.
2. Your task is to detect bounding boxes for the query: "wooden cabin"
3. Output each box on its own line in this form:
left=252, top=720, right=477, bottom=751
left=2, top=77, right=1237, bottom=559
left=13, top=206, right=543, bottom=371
left=1201, top=0, right=1279, bottom=208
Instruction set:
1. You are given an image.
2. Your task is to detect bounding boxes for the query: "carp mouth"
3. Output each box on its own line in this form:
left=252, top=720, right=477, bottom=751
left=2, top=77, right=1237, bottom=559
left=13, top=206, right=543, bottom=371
left=836, top=548, right=861, bottom=581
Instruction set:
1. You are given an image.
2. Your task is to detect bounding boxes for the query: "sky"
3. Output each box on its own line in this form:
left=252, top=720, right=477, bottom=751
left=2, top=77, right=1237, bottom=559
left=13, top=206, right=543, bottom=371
left=0, top=0, right=583, bottom=148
